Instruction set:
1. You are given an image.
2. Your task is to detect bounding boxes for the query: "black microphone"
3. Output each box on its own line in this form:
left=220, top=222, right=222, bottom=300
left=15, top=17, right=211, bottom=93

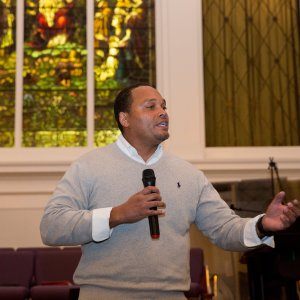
left=142, top=169, right=160, bottom=239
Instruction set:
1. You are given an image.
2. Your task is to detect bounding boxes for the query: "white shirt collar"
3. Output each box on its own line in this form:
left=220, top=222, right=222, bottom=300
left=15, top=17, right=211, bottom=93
left=116, top=134, right=163, bottom=166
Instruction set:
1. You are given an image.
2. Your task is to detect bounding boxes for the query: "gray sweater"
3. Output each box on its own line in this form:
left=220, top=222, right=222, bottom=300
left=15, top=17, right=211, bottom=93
left=40, top=143, right=249, bottom=298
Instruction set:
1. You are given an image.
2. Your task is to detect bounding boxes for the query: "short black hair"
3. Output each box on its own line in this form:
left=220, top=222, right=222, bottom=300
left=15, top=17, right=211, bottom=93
left=113, top=83, right=153, bottom=132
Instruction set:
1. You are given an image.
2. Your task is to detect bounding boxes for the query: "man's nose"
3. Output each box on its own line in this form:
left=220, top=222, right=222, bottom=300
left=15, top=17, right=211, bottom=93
left=158, top=106, right=168, bottom=118
left=159, top=112, right=168, bottom=118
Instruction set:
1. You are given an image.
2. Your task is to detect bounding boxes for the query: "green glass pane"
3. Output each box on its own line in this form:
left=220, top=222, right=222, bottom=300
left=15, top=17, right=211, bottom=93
left=94, top=128, right=120, bottom=147
left=23, top=0, right=87, bottom=147
left=94, top=0, right=156, bottom=146
left=23, top=90, right=87, bottom=147
left=0, top=0, right=16, bottom=147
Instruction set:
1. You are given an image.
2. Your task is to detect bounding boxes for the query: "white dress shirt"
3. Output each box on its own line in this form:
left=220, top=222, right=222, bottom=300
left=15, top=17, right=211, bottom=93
left=92, top=135, right=274, bottom=247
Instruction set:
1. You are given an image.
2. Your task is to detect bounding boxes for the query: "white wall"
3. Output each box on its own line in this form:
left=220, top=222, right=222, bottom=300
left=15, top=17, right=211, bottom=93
left=0, top=172, right=56, bottom=247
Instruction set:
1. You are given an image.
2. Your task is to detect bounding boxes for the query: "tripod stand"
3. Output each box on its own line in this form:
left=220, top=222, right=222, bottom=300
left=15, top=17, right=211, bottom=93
left=268, top=157, right=284, bottom=199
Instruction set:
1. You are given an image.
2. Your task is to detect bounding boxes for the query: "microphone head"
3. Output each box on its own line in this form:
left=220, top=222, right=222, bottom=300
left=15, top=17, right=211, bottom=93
left=142, top=169, right=156, bottom=187
left=143, top=168, right=155, bottom=179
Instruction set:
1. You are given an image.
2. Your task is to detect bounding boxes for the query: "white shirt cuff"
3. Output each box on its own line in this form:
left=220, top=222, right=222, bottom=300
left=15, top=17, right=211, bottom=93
left=243, top=214, right=275, bottom=248
left=92, top=207, right=113, bottom=242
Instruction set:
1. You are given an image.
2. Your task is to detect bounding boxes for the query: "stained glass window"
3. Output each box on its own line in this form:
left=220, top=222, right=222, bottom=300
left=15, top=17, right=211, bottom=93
left=94, top=0, right=155, bottom=146
left=23, top=0, right=87, bottom=147
left=0, top=0, right=16, bottom=147
left=0, top=0, right=155, bottom=148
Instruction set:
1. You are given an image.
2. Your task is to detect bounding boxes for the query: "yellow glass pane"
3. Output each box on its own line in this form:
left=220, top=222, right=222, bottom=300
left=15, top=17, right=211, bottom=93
left=0, top=0, right=16, bottom=147
left=94, top=0, right=156, bottom=146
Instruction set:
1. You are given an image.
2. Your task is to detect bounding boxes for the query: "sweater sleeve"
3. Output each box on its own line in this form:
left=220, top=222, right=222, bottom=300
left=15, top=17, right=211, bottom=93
left=40, top=161, right=94, bottom=246
left=194, top=174, right=251, bottom=251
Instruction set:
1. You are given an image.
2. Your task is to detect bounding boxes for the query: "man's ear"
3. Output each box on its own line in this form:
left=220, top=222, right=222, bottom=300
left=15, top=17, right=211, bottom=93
left=119, top=112, right=129, bottom=128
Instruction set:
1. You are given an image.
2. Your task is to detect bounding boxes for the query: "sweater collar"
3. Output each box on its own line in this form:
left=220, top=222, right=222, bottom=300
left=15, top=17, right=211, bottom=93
left=116, top=134, right=163, bottom=166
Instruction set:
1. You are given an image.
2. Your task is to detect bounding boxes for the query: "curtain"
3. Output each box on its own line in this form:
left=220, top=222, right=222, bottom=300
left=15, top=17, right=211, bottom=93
left=203, top=0, right=300, bottom=146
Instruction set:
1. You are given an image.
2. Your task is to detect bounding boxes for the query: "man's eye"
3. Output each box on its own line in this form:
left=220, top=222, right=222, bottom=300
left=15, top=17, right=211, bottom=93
left=147, top=105, right=155, bottom=109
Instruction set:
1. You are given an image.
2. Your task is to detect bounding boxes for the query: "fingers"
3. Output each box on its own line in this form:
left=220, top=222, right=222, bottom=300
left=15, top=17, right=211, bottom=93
left=291, top=199, right=300, bottom=214
left=281, top=206, right=297, bottom=226
left=272, top=191, right=286, bottom=205
left=117, top=188, right=166, bottom=224
left=264, top=195, right=299, bottom=232
left=145, top=200, right=166, bottom=209
left=286, top=199, right=300, bottom=217
left=140, top=193, right=166, bottom=217
left=293, top=199, right=299, bottom=206
left=140, top=186, right=165, bottom=209
left=144, top=191, right=161, bottom=201
left=147, top=207, right=165, bottom=217
left=142, top=186, right=160, bottom=194
left=280, top=200, right=300, bottom=229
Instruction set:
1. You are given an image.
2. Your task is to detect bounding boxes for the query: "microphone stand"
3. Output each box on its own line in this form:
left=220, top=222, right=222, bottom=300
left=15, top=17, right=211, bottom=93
left=268, top=157, right=283, bottom=198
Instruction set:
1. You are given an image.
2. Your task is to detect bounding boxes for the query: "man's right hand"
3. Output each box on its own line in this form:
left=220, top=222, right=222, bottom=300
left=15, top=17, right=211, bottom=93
left=109, top=186, right=166, bottom=228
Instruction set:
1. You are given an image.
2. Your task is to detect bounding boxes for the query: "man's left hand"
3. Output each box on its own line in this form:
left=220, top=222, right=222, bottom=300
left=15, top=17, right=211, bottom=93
left=262, top=191, right=300, bottom=232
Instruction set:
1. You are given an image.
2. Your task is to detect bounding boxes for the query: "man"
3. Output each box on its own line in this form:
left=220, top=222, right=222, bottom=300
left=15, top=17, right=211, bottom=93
left=40, top=83, right=300, bottom=299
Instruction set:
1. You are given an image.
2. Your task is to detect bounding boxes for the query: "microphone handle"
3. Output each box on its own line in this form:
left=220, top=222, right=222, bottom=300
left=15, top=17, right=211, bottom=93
left=142, top=170, right=160, bottom=239
left=148, top=194, right=160, bottom=239
left=148, top=214, right=160, bottom=239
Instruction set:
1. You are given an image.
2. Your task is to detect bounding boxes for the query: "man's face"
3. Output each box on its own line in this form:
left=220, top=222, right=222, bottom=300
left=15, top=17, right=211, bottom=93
left=120, top=86, right=169, bottom=147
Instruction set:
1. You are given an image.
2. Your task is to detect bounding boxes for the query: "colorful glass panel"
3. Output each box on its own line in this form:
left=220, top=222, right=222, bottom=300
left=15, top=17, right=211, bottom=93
left=23, top=0, right=87, bottom=147
left=94, top=0, right=156, bottom=146
left=0, top=0, right=16, bottom=147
